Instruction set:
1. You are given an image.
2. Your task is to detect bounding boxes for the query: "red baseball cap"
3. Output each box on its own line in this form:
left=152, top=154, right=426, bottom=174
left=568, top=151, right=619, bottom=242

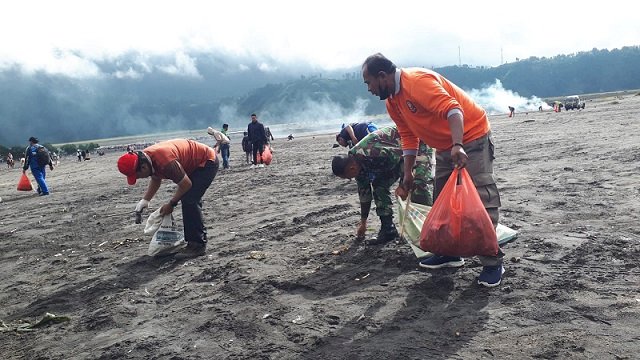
left=117, top=152, right=139, bottom=185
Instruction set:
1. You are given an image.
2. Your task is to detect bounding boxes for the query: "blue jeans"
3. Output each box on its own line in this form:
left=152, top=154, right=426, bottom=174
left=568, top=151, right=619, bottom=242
left=31, top=166, right=49, bottom=195
left=220, top=143, right=230, bottom=169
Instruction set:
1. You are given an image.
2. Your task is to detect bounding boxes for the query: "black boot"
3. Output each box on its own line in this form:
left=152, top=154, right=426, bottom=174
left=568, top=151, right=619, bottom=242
left=368, top=216, right=398, bottom=245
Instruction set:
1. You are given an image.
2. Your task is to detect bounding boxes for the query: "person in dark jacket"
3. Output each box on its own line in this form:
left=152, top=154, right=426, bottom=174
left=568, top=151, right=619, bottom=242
left=265, top=127, right=275, bottom=144
left=336, top=121, right=378, bottom=148
left=23, top=136, right=53, bottom=196
left=241, top=131, right=252, bottom=165
left=247, top=113, right=268, bottom=168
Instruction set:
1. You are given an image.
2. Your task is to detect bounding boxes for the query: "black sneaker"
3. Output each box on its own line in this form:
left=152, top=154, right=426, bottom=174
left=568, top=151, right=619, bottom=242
left=368, top=226, right=398, bottom=245
left=176, top=242, right=206, bottom=258
left=419, top=255, right=465, bottom=269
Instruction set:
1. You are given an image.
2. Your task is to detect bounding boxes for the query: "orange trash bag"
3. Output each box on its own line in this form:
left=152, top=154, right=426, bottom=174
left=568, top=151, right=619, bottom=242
left=257, top=144, right=273, bottom=165
left=419, top=168, right=499, bottom=257
left=17, top=173, right=34, bottom=191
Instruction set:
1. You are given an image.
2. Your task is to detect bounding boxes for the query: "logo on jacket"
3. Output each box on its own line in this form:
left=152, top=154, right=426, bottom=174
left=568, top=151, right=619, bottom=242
left=406, top=100, right=417, bottom=113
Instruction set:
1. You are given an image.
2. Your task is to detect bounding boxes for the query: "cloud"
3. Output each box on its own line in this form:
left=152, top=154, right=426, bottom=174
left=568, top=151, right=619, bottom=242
left=113, top=68, right=143, bottom=79
left=11, top=49, right=102, bottom=78
left=157, top=52, right=201, bottom=78
left=2, top=0, right=638, bottom=76
left=257, top=62, right=277, bottom=73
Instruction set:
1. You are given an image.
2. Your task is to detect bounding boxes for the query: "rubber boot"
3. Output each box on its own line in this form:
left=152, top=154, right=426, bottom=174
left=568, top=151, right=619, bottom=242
left=369, top=216, right=398, bottom=245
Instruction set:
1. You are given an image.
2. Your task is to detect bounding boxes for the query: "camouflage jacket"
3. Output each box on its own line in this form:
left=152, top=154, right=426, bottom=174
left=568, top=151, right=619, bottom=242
left=349, top=125, right=433, bottom=186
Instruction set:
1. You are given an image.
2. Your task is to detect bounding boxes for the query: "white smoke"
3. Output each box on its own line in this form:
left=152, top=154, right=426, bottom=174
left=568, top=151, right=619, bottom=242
left=216, top=96, right=384, bottom=139
left=467, top=79, right=551, bottom=115
left=216, top=80, right=554, bottom=140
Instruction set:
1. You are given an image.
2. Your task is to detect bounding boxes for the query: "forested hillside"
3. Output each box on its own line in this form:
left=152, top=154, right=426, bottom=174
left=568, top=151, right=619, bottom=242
left=439, top=46, right=640, bottom=97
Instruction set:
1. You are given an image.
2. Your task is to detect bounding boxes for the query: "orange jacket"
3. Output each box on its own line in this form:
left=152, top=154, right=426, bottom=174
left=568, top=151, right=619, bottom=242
left=386, top=68, right=490, bottom=151
left=145, top=139, right=216, bottom=182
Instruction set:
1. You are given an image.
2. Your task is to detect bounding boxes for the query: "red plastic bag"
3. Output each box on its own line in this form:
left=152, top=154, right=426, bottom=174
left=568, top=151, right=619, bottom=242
left=17, top=173, right=33, bottom=191
left=419, top=168, right=499, bottom=257
left=257, top=145, right=273, bottom=165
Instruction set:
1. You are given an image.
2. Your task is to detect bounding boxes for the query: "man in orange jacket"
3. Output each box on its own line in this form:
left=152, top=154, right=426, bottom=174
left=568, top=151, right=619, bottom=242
left=362, top=53, right=504, bottom=287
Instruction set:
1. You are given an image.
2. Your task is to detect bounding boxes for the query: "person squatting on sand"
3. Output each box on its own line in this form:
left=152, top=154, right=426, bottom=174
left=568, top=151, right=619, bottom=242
left=332, top=125, right=434, bottom=245
left=117, top=139, right=219, bottom=257
left=362, top=53, right=504, bottom=287
left=335, top=121, right=378, bottom=148
left=23, top=136, right=53, bottom=196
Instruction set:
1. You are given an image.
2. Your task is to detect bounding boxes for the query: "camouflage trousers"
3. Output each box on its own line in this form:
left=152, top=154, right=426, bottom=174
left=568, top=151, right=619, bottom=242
left=402, top=146, right=435, bottom=207
left=359, top=153, right=434, bottom=218
left=359, top=173, right=399, bottom=218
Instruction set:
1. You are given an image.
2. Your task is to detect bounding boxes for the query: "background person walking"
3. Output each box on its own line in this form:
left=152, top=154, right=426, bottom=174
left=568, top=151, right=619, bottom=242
left=247, top=113, right=267, bottom=168
left=23, top=136, right=53, bottom=196
left=220, top=123, right=231, bottom=169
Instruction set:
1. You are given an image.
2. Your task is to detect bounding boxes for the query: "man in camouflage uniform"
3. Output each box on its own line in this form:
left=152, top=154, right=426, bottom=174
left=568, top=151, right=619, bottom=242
left=332, top=125, right=434, bottom=244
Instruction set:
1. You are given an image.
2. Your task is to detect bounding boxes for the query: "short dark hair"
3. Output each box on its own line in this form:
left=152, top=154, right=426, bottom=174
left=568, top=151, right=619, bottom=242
left=222, top=123, right=228, bottom=128
left=251, top=113, right=257, bottom=117
left=362, top=53, right=396, bottom=75
left=331, top=154, right=352, bottom=177
left=338, top=128, right=350, bottom=142
left=136, top=151, right=148, bottom=171
left=28, top=136, right=39, bottom=143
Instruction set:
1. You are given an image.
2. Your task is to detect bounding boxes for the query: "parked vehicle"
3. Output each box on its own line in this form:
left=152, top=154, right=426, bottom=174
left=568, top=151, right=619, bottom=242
left=564, top=95, right=585, bottom=110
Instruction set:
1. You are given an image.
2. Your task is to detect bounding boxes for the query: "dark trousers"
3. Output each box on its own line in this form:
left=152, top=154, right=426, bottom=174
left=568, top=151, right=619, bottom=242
left=252, top=141, right=264, bottom=164
left=181, top=159, right=218, bottom=246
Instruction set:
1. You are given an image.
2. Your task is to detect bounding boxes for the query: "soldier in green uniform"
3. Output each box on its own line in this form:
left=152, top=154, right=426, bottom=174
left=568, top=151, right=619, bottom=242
left=332, top=125, right=434, bottom=244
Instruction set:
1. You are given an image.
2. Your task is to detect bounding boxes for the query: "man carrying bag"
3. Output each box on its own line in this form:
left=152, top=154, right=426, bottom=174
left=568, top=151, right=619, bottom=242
left=118, top=139, right=219, bottom=257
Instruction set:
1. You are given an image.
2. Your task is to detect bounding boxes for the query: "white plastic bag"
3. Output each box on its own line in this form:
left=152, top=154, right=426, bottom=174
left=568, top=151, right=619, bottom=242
left=144, top=208, right=163, bottom=235
left=148, top=214, right=187, bottom=256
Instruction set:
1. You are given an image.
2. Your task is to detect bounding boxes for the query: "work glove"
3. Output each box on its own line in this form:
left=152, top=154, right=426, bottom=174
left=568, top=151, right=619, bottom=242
left=135, top=199, right=150, bottom=213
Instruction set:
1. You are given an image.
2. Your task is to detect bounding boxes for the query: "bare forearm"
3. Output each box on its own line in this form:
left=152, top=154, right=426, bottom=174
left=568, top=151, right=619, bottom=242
left=403, top=155, right=416, bottom=182
left=143, top=178, right=162, bottom=201
left=447, top=113, right=464, bottom=145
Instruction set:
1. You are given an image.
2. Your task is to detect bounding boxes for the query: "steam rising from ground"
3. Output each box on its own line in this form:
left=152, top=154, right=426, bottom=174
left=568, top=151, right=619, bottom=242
left=468, top=80, right=551, bottom=115
left=222, top=80, right=551, bottom=140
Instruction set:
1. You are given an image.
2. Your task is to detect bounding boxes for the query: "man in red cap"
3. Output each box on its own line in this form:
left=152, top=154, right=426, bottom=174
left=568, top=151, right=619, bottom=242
left=117, top=139, right=219, bottom=257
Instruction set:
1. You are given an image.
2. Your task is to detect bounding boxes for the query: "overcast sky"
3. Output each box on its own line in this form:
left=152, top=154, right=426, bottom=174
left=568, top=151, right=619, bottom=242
left=1, top=0, right=638, bottom=77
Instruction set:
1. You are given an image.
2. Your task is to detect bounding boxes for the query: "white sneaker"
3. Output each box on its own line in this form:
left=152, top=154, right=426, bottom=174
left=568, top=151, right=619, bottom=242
left=250, top=164, right=256, bottom=169
left=258, top=164, right=265, bottom=168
